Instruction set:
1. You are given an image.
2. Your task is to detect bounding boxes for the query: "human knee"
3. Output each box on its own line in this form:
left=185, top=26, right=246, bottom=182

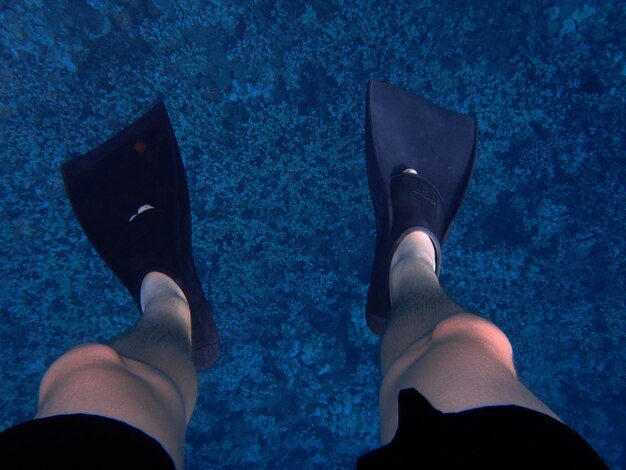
left=430, top=313, right=514, bottom=369
left=38, top=344, right=126, bottom=406
left=40, top=344, right=125, bottom=384
left=37, top=343, right=190, bottom=420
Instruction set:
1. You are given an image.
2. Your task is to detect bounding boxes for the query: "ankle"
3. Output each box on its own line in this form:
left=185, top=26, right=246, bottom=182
left=140, top=272, right=191, bottom=343
left=389, top=230, right=437, bottom=305
left=140, top=272, right=188, bottom=313
left=390, top=230, right=436, bottom=273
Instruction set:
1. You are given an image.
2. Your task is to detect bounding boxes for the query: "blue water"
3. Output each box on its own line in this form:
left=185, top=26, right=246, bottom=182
left=1, top=0, right=624, bottom=468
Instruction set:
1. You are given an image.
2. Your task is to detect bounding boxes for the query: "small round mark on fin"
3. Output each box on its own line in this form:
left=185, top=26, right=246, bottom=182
left=134, top=141, right=147, bottom=153
left=129, top=204, right=155, bottom=222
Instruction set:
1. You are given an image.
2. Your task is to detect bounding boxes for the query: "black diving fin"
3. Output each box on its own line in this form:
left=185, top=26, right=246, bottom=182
left=365, top=80, right=477, bottom=336
left=61, top=103, right=220, bottom=370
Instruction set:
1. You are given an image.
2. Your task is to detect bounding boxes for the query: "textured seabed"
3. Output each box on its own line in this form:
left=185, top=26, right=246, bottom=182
left=0, top=0, right=624, bottom=468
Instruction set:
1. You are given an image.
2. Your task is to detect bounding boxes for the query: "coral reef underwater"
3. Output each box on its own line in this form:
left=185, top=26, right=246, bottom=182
left=0, top=0, right=624, bottom=468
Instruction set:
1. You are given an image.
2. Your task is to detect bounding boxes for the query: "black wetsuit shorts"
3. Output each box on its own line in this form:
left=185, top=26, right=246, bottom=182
left=0, top=390, right=607, bottom=469
left=0, top=414, right=174, bottom=469
left=357, top=388, right=608, bottom=469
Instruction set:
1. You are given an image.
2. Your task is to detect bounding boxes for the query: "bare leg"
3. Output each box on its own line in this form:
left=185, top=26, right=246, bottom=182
left=35, top=272, right=196, bottom=469
left=379, top=230, right=560, bottom=444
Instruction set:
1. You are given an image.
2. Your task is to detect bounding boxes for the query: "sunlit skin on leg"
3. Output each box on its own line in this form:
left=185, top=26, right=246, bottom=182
left=378, top=170, right=560, bottom=445
left=35, top=270, right=197, bottom=469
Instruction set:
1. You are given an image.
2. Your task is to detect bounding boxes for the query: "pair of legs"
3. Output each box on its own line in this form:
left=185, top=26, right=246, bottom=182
left=35, top=228, right=559, bottom=468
